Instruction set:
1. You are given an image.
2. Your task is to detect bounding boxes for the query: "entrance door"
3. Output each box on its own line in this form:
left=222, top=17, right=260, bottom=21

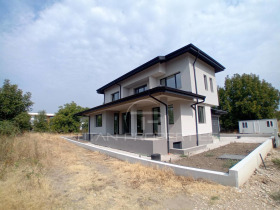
left=114, top=113, right=119, bottom=134
left=122, top=112, right=131, bottom=134
left=137, top=110, right=143, bottom=135
left=211, top=116, right=219, bottom=135
left=152, top=107, right=160, bottom=135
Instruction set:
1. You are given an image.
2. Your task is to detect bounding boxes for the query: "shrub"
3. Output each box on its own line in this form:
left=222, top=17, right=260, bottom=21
left=0, top=121, right=20, bottom=136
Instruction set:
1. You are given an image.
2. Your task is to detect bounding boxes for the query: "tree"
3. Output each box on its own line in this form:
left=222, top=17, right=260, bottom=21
left=0, top=80, right=33, bottom=133
left=0, top=80, right=33, bottom=121
left=33, top=110, right=49, bottom=132
left=50, top=102, right=87, bottom=133
left=218, top=74, right=280, bottom=130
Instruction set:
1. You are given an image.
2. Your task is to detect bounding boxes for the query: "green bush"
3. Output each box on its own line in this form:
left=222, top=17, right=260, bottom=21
left=0, top=120, right=20, bottom=136
left=13, top=112, right=31, bottom=132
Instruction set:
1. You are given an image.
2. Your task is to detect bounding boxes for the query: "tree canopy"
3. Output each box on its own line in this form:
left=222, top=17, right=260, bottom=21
left=33, top=110, right=49, bottom=132
left=51, top=102, right=88, bottom=133
left=0, top=80, right=33, bottom=134
left=218, top=74, right=280, bottom=130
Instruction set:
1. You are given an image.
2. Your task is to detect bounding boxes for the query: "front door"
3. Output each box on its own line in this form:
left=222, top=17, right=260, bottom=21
left=122, top=112, right=131, bottom=134
left=114, top=113, right=119, bottom=134
left=152, top=107, right=160, bottom=135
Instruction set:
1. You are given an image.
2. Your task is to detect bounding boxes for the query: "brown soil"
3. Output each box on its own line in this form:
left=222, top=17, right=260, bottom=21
left=174, top=143, right=261, bottom=172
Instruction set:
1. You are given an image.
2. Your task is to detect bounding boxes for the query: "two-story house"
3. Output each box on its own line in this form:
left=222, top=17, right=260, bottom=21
left=76, top=44, right=225, bottom=155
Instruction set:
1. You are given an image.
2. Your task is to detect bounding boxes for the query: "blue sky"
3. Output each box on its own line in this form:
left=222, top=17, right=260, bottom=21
left=0, top=0, right=279, bottom=113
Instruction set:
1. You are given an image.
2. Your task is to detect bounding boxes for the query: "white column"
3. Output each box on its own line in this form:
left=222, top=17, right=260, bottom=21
left=160, top=97, right=168, bottom=139
left=130, top=105, right=137, bottom=137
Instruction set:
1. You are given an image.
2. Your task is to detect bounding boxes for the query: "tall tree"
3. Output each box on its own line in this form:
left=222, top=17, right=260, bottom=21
left=0, top=80, right=33, bottom=133
left=218, top=74, right=280, bottom=130
left=0, top=80, right=33, bottom=120
left=33, top=110, right=49, bottom=132
left=50, top=102, right=87, bottom=133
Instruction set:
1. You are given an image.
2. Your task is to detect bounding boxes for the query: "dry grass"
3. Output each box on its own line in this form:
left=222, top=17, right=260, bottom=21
left=0, top=133, right=234, bottom=209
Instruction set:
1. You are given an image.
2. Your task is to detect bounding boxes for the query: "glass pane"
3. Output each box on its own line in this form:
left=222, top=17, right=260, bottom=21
left=166, top=76, right=176, bottom=88
left=160, top=78, right=166, bottom=86
left=168, top=105, right=174, bottom=124
left=175, top=73, right=181, bottom=89
left=204, top=75, right=208, bottom=90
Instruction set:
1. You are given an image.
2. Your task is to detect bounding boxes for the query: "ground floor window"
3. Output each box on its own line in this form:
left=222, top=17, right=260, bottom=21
left=168, top=105, right=174, bottom=124
left=198, top=106, right=205, bottom=123
left=96, top=114, right=102, bottom=127
left=242, top=122, right=248, bottom=128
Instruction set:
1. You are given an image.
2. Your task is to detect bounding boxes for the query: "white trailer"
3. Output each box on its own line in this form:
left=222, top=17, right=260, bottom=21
left=238, top=119, right=278, bottom=134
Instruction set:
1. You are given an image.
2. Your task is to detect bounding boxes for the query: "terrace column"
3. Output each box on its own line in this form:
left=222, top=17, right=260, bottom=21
left=130, top=105, right=137, bottom=137
left=160, top=97, right=168, bottom=139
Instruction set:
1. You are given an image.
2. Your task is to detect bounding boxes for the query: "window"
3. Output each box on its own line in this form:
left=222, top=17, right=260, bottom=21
left=245, top=122, right=248, bottom=128
left=112, top=92, right=119, bottom=101
left=198, top=106, right=205, bottom=123
left=270, top=121, right=273, bottom=127
left=242, top=122, right=245, bottom=128
left=160, top=73, right=181, bottom=89
left=135, top=85, right=147, bottom=94
left=204, top=75, right=208, bottom=90
left=267, top=121, right=270, bottom=127
left=96, top=114, right=102, bottom=127
left=168, top=105, right=174, bottom=124
left=209, top=78, right=213, bottom=92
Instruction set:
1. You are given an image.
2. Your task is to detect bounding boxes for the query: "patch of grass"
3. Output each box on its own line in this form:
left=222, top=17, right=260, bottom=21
left=272, top=158, right=280, bottom=169
left=204, top=153, right=215, bottom=157
left=222, top=159, right=239, bottom=169
left=211, top=195, right=219, bottom=201
left=270, top=190, right=280, bottom=201
left=180, top=154, right=188, bottom=158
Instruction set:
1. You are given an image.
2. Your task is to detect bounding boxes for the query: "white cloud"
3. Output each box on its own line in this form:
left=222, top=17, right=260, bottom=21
left=0, top=0, right=279, bottom=113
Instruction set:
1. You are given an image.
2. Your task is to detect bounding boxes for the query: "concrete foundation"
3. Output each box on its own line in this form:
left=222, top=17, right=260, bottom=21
left=63, top=136, right=273, bottom=187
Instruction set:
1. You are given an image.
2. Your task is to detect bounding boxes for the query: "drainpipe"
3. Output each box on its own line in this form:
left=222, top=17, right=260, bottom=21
left=149, top=94, right=170, bottom=154
left=117, top=84, right=121, bottom=98
left=88, top=116, right=91, bottom=140
left=192, top=50, right=200, bottom=146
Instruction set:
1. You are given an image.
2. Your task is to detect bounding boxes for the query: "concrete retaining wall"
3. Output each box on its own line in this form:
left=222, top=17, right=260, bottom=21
left=62, top=137, right=273, bottom=187
left=83, top=134, right=167, bottom=155
left=229, top=138, right=273, bottom=187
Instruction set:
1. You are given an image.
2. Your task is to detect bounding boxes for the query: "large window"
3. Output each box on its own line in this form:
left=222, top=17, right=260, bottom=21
left=198, top=106, right=205, bottom=123
left=168, top=105, right=174, bottom=124
left=96, top=114, right=102, bottom=127
left=135, top=85, right=147, bottom=94
left=209, top=77, right=214, bottom=92
left=204, top=75, right=208, bottom=91
left=160, top=73, right=181, bottom=89
left=112, top=92, right=119, bottom=101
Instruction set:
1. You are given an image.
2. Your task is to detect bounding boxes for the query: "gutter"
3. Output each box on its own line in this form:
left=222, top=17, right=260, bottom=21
left=192, top=50, right=201, bottom=146
left=149, top=94, right=170, bottom=154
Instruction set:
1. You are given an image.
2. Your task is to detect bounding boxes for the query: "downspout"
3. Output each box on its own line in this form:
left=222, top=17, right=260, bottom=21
left=192, top=50, right=200, bottom=146
left=149, top=94, right=170, bottom=154
left=117, top=84, right=122, bottom=98
left=88, top=116, right=91, bottom=140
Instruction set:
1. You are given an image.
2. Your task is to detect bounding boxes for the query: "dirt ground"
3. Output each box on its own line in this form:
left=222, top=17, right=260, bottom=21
left=1, top=133, right=280, bottom=209
left=174, top=143, right=261, bottom=172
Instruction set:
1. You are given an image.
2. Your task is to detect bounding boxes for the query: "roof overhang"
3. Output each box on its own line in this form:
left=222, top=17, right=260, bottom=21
left=211, top=108, right=228, bottom=116
left=76, top=86, right=205, bottom=116
left=97, top=43, right=225, bottom=94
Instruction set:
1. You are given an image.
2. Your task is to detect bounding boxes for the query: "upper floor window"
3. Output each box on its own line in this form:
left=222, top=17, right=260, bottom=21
left=198, top=106, right=205, bottom=123
left=209, top=78, right=214, bottom=92
left=135, top=85, right=147, bottom=94
left=96, top=114, right=102, bottom=127
left=112, top=92, right=119, bottom=101
left=204, top=75, right=208, bottom=91
left=160, top=73, right=181, bottom=89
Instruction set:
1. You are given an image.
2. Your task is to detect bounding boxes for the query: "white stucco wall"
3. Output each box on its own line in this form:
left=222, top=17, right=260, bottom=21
left=188, top=54, right=219, bottom=106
